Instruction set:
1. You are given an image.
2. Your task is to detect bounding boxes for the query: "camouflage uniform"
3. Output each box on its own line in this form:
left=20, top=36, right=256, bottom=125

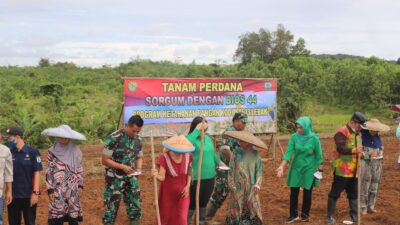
left=102, top=129, right=143, bottom=225
left=209, top=126, right=240, bottom=209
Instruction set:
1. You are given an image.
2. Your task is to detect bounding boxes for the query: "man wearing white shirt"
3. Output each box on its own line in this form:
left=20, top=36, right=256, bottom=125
left=0, top=134, right=13, bottom=225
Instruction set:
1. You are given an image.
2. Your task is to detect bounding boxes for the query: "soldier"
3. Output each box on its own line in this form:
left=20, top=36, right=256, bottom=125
left=101, top=115, right=144, bottom=225
left=205, top=113, right=249, bottom=223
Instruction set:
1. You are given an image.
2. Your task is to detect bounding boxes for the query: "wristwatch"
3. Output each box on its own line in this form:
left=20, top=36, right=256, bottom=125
left=32, top=191, right=40, bottom=195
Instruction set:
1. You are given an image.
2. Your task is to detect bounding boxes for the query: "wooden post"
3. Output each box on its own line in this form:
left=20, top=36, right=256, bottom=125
left=151, top=131, right=161, bottom=225
left=267, top=134, right=274, bottom=151
left=116, top=102, right=124, bottom=130
left=196, top=116, right=206, bottom=225
left=276, top=135, right=285, bottom=158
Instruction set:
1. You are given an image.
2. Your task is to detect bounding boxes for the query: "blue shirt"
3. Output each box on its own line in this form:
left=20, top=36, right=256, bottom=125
left=361, top=129, right=382, bottom=149
left=11, top=145, right=43, bottom=198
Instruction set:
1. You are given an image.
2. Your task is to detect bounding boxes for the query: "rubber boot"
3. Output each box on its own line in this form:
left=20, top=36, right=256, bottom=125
left=199, top=207, right=207, bottom=225
left=349, top=198, right=358, bottom=222
left=188, top=210, right=195, bottom=225
left=327, top=197, right=337, bottom=224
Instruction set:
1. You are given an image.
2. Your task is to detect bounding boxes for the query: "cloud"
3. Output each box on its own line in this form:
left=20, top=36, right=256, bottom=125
left=1, top=0, right=400, bottom=66
left=0, top=39, right=235, bottom=67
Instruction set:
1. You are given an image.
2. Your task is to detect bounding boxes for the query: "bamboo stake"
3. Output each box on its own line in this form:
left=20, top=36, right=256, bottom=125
left=196, top=116, right=206, bottom=225
left=151, top=131, right=161, bottom=225
left=355, top=135, right=361, bottom=225
left=357, top=152, right=361, bottom=225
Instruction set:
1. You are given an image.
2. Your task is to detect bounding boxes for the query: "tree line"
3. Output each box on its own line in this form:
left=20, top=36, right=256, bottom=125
left=1, top=25, right=399, bottom=148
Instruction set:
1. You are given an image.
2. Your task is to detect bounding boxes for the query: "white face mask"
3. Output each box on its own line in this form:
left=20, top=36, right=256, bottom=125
left=351, top=127, right=361, bottom=134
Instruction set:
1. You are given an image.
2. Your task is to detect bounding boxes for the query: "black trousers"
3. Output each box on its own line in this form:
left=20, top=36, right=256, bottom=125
left=189, top=178, right=215, bottom=210
left=48, top=216, right=79, bottom=225
left=328, top=175, right=357, bottom=200
left=7, top=198, right=37, bottom=225
left=290, top=185, right=314, bottom=218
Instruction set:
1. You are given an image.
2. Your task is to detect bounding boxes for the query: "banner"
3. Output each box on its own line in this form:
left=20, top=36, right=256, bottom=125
left=124, top=78, right=277, bottom=137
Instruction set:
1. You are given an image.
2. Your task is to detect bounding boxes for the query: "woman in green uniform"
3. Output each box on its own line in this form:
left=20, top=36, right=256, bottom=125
left=186, top=116, right=224, bottom=224
left=276, top=116, right=323, bottom=223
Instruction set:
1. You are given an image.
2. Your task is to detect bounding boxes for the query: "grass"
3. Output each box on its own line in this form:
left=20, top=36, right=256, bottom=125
left=311, top=114, right=349, bottom=134
left=302, top=100, right=395, bottom=135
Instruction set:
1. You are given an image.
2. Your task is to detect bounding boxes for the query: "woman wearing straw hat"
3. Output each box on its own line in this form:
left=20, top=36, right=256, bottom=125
left=152, top=135, right=194, bottom=225
left=276, top=116, right=323, bottom=223
left=41, top=125, right=86, bottom=225
left=359, top=118, right=389, bottom=215
left=223, top=130, right=264, bottom=225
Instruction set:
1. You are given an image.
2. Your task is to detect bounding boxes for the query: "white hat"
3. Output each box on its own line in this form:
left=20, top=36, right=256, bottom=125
left=41, top=125, right=87, bottom=141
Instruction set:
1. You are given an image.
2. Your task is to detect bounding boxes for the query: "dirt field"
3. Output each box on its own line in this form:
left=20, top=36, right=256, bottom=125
left=4, top=135, right=400, bottom=225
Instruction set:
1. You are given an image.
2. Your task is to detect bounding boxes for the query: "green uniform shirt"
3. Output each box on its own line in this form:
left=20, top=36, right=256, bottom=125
left=217, top=125, right=239, bottom=177
left=186, top=129, right=221, bottom=180
left=103, top=129, right=143, bottom=176
left=219, top=126, right=239, bottom=164
left=283, top=117, right=323, bottom=190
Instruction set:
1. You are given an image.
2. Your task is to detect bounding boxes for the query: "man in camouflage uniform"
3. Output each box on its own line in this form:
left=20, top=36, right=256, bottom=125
left=102, top=115, right=144, bottom=225
left=205, top=113, right=249, bottom=223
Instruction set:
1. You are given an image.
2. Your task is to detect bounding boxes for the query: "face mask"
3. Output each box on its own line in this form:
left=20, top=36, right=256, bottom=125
left=6, top=140, right=17, bottom=149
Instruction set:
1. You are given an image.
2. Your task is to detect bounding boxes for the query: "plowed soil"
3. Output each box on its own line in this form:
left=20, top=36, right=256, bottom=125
left=4, top=135, right=400, bottom=225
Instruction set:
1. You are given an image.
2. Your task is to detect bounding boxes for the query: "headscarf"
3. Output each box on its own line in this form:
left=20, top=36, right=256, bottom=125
left=294, top=116, right=317, bottom=145
left=49, top=140, right=82, bottom=171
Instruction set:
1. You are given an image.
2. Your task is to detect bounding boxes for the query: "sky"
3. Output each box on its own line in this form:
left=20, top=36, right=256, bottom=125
left=0, top=0, right=399, bottom=67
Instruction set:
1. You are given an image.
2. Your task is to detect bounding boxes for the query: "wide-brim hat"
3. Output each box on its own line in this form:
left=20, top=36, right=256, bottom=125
left=224, top=130, right=268, bottom=151
left=162, top=135, right=195, bottom=153
left=361, top=118, right=390, bottom=132
left=41, top=125, right=87, bottom=141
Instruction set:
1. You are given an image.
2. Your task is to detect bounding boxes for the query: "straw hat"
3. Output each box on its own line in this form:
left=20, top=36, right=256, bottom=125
left=224, top=130, right=268, bottom=151
left=361, top=118, right=390, bottom=132
left=162, top=135, right=195, bottom=153
left=41, top=125, right=87, bottom=141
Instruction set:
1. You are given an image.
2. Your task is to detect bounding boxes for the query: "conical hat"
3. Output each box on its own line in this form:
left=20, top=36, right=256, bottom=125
left=41, top=125, right=86, bottom=141
left=361, top=118, right=390, bottom=132
left=162, top=135, right=195, bottom=153
left=224, top=130, right=268, bottom=151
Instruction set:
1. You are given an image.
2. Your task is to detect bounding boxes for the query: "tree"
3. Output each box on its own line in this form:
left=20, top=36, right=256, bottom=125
left=38, top=58, right=50, bottom=67
left=270, top=24, right=294, bottom=60
left=234, top=29, right=272, bottom=64
left=291, top=38, right=311, bottom=56
left=234, top=24, right=310, bottom=64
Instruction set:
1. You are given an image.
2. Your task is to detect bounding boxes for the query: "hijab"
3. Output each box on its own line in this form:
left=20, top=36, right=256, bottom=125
left=49, top=140, right=82, bottom=171
left=294, top=116, right=317, bottom=145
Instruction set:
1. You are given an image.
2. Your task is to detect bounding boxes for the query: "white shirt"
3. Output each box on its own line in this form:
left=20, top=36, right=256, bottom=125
left=0, top=144, right=13, bottom=197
